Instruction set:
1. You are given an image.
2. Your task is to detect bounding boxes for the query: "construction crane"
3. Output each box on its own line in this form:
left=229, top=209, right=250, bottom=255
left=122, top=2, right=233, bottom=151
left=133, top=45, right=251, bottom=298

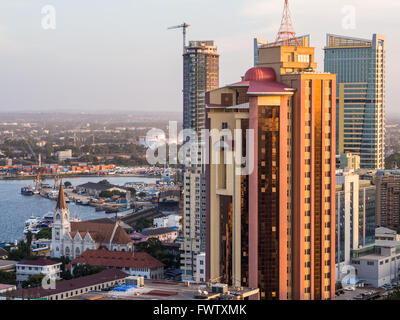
left=167, top=23, right=190, bottom=53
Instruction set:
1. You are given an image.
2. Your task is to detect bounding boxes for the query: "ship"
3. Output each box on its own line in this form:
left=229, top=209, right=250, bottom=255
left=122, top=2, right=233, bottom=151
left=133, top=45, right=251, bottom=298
left=21, top=187, right=35, bottom=196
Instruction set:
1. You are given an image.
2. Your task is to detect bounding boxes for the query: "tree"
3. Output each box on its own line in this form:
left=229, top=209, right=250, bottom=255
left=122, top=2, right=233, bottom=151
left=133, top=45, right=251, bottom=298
left=6, top=240, right=32, bottom=261
left=72, top=264, right=106, bottom=278
left=135, top=218, right=153, bottom=231
left=98, top=179, right=110, bottom=185
left=135, top=238, right=178, bottom=269
left=386, top=288, right=400, bottom=300
left=0, top=270, right=17, bottom=285
left=22, top=274, right=45, bottom=289
left=36, top=227, right=52, bottom=240
left=64, top=181, right=72, bottom=187
left=138, top=192, right=147, bottom=198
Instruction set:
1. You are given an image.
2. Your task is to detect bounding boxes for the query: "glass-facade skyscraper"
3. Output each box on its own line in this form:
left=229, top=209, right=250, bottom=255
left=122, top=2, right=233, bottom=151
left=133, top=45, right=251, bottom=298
left=324, top=34, right=386, bottom=169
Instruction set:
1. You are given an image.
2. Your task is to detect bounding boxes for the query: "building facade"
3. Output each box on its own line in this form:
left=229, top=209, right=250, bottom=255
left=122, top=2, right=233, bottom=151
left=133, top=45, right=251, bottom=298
left=374, top=172, right=400, bottom=231
left=181, top=41, right=219, bottom=282
left=51, top=184, right=133, bottom=259
left=335, top=171, right=376, bottom=279
left=206, top=42, right=336, bottom=300
left=16, top=258, right=61, bottom=283
left=324, top=34, right=386, bottom=169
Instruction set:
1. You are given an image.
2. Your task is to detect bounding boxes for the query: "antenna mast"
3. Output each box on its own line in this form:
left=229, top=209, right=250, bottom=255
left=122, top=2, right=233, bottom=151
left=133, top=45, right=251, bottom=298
left=274, top=0, right=300, bottom=47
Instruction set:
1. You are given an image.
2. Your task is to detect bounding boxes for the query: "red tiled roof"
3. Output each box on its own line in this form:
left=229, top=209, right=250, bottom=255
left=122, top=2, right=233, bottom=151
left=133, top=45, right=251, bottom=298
left=6, top=269, right=128, bottom=299
left=71, top=248, right=164, bottom=269
left=70, top=221, right=132, bottom=244
left=0, top=248, right=8, bottom=257
left=18, top=258, right=60, bottom=266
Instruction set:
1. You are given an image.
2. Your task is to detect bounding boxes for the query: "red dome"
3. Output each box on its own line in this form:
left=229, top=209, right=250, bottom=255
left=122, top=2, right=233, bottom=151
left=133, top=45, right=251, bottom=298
left=244, top=67, right=276, bottom=82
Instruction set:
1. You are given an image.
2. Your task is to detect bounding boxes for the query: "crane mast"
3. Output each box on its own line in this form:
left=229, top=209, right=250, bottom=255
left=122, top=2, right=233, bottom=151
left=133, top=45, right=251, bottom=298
left=167, top=23, right=190, bottom=53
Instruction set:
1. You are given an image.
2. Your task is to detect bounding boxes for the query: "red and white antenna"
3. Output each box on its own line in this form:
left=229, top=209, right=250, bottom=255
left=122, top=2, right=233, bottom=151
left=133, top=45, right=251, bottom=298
left=274, top=0, right=300, bottom=47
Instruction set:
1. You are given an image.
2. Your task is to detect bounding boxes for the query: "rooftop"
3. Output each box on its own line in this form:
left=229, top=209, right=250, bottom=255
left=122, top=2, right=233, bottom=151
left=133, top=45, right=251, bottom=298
left=6, top=269, right=129, bottom=299
left=18, top=258, right=61, bottom=266
left=140, top=227, right=178, bottom=237
left=71, top=248, right=164, bottom=269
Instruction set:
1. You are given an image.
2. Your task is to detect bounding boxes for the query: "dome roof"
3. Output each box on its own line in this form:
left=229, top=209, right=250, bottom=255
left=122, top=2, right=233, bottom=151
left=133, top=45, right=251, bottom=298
left=244, top=67, right=276, bottom=82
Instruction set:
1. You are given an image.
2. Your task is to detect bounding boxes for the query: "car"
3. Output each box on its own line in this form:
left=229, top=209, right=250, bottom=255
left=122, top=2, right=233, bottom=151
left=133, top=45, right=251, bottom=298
left=353, top=294, right=363, bottom=300
left=386, top=285, right=393, bottom=290
left=344, top=286, right=356, bottom=291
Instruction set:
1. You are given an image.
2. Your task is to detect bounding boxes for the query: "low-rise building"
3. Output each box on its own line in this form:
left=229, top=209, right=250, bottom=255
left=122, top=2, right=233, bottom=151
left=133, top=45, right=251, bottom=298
left=0, top=248, right=9, bottom=260
left=139, top=227, right=179, bottom=243
left=71, top=248, right=164, bottom=280
left=375, top=227, right=400, bottom=242
left=153, top=215, right=182, bottom=230
left=195, top=253, right=206, bottom=283
left=5, top=269, right=129, bottom=300
left=0, top=284, right=16, bottom=295
left=16, top=258, right=61, bottom=283
left=351, top=240, right=400, bottom=287
left=0, top=260, right=18, bottom=272
left=56, top=150, right=73, bottom=162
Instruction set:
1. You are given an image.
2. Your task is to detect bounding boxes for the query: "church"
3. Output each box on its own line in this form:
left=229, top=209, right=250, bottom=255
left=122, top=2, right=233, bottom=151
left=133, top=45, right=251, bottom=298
left=51, top=183, right=133, bottom=260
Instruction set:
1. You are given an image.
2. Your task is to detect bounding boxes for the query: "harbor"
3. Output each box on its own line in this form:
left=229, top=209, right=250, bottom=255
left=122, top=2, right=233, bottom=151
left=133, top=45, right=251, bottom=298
left=0, top=176, right=164, bottom=244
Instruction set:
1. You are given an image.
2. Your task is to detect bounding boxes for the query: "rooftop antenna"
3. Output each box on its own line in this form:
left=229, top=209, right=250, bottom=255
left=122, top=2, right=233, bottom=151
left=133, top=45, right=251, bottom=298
left=274, top=0, right=300, bottom=47
left=168, top=23, right=191, bottom=54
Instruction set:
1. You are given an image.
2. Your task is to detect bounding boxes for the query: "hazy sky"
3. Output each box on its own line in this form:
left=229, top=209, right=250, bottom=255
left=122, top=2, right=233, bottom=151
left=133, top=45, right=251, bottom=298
left=0, top=0, right=399, bottom=115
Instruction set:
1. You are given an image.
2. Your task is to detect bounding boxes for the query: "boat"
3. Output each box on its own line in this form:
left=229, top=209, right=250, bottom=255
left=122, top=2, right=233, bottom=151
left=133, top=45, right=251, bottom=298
left=76, top=199, right=89, bottom=206
left=21, top=187, right=34, bottom=196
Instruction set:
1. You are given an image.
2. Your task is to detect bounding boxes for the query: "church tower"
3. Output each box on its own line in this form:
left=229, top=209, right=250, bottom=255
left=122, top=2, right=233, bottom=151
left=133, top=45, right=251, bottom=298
left=52, top=181, right=71, bottom=258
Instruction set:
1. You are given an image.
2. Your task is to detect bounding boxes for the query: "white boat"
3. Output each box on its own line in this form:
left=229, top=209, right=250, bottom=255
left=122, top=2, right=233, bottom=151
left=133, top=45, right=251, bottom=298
left=25, top=216, right=41, bottom=227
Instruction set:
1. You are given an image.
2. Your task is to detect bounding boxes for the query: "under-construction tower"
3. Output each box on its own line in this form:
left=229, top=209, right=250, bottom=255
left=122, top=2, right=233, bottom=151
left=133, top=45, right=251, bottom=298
left=274, top=0, right=300, bottom=46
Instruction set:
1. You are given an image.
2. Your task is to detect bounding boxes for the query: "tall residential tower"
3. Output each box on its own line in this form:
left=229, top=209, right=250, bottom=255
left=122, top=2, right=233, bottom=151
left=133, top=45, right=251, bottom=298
left=181, top=40, right=219, bottom=281
left=206, top=42, right=337, bottom=300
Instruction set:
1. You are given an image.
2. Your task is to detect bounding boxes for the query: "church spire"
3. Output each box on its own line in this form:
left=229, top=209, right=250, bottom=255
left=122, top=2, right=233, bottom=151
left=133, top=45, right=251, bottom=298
left=56, top=179, right=67, bottom=210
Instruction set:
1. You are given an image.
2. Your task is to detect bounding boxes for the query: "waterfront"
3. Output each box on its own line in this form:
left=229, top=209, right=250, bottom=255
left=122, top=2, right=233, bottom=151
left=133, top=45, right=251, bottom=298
left=0, top=176, right=158, bottom=243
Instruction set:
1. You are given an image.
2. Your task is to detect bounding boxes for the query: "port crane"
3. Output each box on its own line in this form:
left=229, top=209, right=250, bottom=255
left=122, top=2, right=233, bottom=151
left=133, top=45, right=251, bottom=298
left=167, top=23, right=190, bottom=53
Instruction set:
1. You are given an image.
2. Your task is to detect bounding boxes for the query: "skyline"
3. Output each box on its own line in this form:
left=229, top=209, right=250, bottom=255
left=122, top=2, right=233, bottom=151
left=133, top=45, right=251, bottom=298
left=0, top=0, right=398, bottom=115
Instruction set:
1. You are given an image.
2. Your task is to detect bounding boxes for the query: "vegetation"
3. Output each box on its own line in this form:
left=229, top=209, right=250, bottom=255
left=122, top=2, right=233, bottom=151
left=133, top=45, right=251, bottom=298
left=22, top=274, right=45, bottom=289
left=134, top=218, right=153, bottom=232
left=99, top=190, right=126, bottom=198
left=98, top=179, right=110, bottom=185
left=5, top=236, right=33, bottom=261
left=72, top=264, right=106, bottom=278
left=0, top=270, right=17, bottom=285
left=137, top=191, right=147, bottom=198
left=135, top=238, right=179, bottom=269
left=386, top=288, right=400, bottom=300
left=36, top=227, right=52, bottom=240
left=64, top=181, right=72, bottom=187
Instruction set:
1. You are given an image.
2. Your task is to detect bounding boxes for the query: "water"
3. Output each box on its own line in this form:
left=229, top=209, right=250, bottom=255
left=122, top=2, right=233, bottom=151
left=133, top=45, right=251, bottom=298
left=0, top=176, right=158, bottom=243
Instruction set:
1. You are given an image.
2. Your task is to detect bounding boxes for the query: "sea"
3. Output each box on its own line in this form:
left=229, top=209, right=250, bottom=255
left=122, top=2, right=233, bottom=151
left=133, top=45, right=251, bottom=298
left=0, top=176, right=158, bottom=244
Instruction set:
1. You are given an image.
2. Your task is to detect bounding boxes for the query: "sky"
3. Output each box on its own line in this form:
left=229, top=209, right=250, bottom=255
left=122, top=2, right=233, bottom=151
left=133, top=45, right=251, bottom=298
left=0, top=0, right=399, bottom=115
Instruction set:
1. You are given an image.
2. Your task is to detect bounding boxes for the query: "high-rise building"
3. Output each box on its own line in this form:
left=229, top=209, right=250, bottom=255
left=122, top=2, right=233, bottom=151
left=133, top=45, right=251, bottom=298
left=335, top=171, right=375, bottom=279
left=183, top=41, right=219, bottom=133
left=181, top=40, right=219, bottom=281
left=205, top=40, right=336, bottom=300
left=324, top=34, right=386, bottom=169
left=374, top=172, right=400, bottom=230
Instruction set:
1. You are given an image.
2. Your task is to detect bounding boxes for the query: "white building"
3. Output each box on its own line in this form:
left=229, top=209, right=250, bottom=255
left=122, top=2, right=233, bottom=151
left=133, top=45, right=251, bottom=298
left=181, top=168, right=206, bottom=281
left=71, top=248, right=164, bottom=280
left=16, top=258, right=61, bottom=283
left=335, top=170, right=376, bottom=280
left=351, top=240, right=400, bottom=287
left=56, top=149, right=72, bottom=162
left=51, top=184, right=133, bottom=260
left=153, top=214, right=182, bottom=230
left=195, top=252, right=206, bottom=283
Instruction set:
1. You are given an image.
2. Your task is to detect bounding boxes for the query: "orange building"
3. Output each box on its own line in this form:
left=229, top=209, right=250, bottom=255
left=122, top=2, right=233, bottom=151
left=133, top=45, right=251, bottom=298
left=205, top=42, right=336, bottom=300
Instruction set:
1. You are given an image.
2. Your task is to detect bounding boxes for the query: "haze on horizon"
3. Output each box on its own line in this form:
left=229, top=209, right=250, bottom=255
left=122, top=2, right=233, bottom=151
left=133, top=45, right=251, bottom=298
left=0, top=0, right=399, bottom=115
